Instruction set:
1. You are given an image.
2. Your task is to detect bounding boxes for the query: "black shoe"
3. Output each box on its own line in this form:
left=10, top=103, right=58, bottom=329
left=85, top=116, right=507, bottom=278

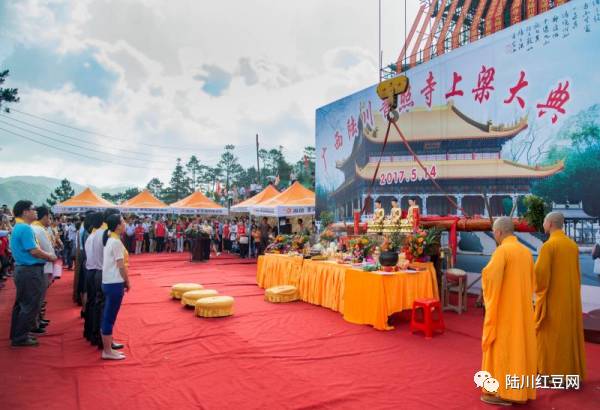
left=80, top=310, right=85, bottom=318
left=39, top=322, right=48, bottom=329
left=40, top=319, right=50, bottom=325
left=11, top=337, right=39, bottom=347
left=112, top=342, right=124, bottom=350
left=29, top=327, right=46, bottom=335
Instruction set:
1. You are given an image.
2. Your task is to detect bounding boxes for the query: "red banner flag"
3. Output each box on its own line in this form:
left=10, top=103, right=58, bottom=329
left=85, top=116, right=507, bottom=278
left=526, top=0, right=537, bottom=19
left=511, top=0, right=523, bottom=25
left=538, top=0, right=551, bottom=14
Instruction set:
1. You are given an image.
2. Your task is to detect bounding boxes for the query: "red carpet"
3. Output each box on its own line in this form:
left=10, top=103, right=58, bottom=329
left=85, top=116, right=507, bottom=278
left=1, top=253, right=599, bottom=409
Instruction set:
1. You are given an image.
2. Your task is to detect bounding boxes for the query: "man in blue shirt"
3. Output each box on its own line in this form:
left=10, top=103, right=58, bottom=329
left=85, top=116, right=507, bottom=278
left=9, top=200, right=57, bottom=347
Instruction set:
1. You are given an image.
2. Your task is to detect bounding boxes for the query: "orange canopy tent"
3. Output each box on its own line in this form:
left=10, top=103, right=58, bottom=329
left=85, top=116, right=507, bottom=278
left=169, top=191, right=228, bottom=215
left=251, top=181, right=315, bottom=217
left=230, top=184, right=280, bottom=213
left=52, top=187, right=115, bottom=213
left=120, top=190, right=170, bottom=214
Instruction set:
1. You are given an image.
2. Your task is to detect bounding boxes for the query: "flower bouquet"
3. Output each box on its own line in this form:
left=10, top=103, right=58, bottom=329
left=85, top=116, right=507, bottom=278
left=348, top=235, right=377, bottom=263
left=319, top=228, right=336, bottom=245
left=265, top=235, right=291, bottom=254
left=291, top=234, right=310, bottom=253
left=402, top=228, right=442, bottom=262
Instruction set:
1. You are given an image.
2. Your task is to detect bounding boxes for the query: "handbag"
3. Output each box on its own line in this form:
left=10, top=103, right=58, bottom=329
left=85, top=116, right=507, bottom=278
left=52, top=262, right=63, bottom=279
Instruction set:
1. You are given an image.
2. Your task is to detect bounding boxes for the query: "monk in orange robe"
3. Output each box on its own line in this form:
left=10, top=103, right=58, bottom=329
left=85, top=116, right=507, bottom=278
left=534, top=212, right=586, bottom=379
left=480, top=217, right=536, bottom=405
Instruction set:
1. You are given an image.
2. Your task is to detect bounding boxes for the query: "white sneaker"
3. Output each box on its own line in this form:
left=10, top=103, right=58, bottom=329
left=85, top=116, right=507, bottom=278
left=102, top=351, right=125, bottom=360
left=217, top=252, right=221, bottom=256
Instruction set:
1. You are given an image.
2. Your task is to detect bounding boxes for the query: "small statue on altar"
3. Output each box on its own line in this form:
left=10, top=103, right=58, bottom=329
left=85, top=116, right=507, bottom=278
left=405, top=198, right=420, bottom=231
left=367, top=198, right=385, bottom=233
left=389, top=197, right=402, bottom=227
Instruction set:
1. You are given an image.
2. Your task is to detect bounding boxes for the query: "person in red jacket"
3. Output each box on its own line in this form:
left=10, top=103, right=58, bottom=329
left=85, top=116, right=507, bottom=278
left=134, top=222, right=144, bottom=254
left=237, top=218, right=248, bottom=258
left=223, top=221, right=231, bottom=253
left=175, top=220, right=184, bottom=252
left=155, top=220, right=166, bottom=253
left=0, top=234, right=11, bottom=287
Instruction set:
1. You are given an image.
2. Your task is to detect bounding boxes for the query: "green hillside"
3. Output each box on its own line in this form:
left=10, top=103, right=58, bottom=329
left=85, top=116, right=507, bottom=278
left=0, top=176, right=133, bottom=208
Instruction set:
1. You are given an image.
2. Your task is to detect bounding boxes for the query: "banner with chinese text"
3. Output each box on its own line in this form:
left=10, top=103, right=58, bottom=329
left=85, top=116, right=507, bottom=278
left=315, top=0, right=600, bottom=292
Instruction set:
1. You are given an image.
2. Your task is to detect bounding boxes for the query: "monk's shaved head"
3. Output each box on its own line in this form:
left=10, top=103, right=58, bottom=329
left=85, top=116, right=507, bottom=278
left=544, top=212, right=564, bottom=229
left=493, top=216, right=514, bottom=234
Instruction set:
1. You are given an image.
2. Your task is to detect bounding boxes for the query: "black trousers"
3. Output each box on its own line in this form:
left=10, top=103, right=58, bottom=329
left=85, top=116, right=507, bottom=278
left=83, top=269, right=104, bottom=346
left=202, top=238, right=211, bottom=260
left=143, top=233, right=150, bottom=252
left=259, top=239, right=269, bottom=255
left=239, top=242, right=249, bottom=258
left=83, top=268, right=96, bottom=340
left=63, top=241, right=73, bottom=268
left=10, top=264, right=44, bottom=343
left=156, top=237, right=165, bottom=253
left=191, top=239, right=203, bottom=261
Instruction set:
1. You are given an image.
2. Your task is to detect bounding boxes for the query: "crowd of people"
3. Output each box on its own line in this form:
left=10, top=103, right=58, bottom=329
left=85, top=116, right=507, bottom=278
left=1, top=199, right=316, bottom=355
left=114, top=215, right=314, bottom=259
left=2, top=201, right=130, bottom=360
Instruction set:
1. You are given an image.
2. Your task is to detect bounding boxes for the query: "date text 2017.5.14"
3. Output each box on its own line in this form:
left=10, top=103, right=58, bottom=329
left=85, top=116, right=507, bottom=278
left=379, top=165, right=438, bottom=185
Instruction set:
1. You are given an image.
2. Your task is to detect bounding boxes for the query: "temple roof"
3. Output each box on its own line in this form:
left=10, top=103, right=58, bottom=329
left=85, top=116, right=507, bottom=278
left=364, top=101, right=528, bottom=144
left=354, top=158, right=564, bottom=180
left=335, top=101, right=527, bottom=170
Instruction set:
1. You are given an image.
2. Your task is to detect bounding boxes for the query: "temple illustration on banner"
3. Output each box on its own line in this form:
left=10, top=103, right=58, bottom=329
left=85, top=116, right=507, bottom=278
left=331, top=101, right=564, bottom=220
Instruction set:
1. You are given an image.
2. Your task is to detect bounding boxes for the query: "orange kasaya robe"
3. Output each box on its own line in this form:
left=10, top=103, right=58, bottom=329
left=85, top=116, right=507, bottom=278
left=534, top=230, right=586, bottom=379
left=481, top=235, right=537, bottom=403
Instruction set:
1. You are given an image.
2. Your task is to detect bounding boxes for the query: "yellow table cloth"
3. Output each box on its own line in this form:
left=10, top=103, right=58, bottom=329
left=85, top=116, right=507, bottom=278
left=256, top=254, right=304, bottom=289
left=298, top=260, right=347, bottom=314
left=343, top=263, right=439, bottom=331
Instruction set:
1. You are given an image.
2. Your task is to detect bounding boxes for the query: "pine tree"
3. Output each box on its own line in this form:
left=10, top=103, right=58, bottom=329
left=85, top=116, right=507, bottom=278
left=0, top=70, right=19, bottom=113
left=186, top=155, right=201, bottom=191
left=164, top=158, right=191, bottom=203
left=46, top=178, right=75, bottom=206
left=146, top=178, right=164, bottom=199
left=217, top=145, right=243, bottom=193
left=121, top=187, right=141, bottom=201
left=101, top=187, right=140, bottom=204
left=201, top=166, right=222, bottom=193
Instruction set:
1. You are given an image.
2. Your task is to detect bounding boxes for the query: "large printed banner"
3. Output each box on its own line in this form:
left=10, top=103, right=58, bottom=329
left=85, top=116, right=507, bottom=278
left=317, top=0, right=599, bottom=213
left=315, top=0, right=600, bottom=293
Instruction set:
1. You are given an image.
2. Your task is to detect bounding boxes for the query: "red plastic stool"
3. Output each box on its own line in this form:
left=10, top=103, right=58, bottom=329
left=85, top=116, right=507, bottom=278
left=410, top=298, right=445, bottom=338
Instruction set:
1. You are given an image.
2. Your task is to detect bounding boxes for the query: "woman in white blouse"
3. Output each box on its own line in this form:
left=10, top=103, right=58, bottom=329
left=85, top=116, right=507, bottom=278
left=100, top=214, right=131, bottom=360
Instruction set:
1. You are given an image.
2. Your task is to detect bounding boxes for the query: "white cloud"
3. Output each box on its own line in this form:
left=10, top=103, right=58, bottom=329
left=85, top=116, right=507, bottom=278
left=0, top=0, right=419, bottom=188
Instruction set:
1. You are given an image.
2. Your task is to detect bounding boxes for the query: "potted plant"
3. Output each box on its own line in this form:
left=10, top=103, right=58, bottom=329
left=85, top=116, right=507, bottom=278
left=423, top=227, right=443, bottom=257
left=379, top=232, right=403, bottom=270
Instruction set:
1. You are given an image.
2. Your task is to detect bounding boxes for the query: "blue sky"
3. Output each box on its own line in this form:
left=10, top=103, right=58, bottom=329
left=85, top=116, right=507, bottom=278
left=0, top=0, right=418, bottom=187
left=3, top=45, right=117, bottom=100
